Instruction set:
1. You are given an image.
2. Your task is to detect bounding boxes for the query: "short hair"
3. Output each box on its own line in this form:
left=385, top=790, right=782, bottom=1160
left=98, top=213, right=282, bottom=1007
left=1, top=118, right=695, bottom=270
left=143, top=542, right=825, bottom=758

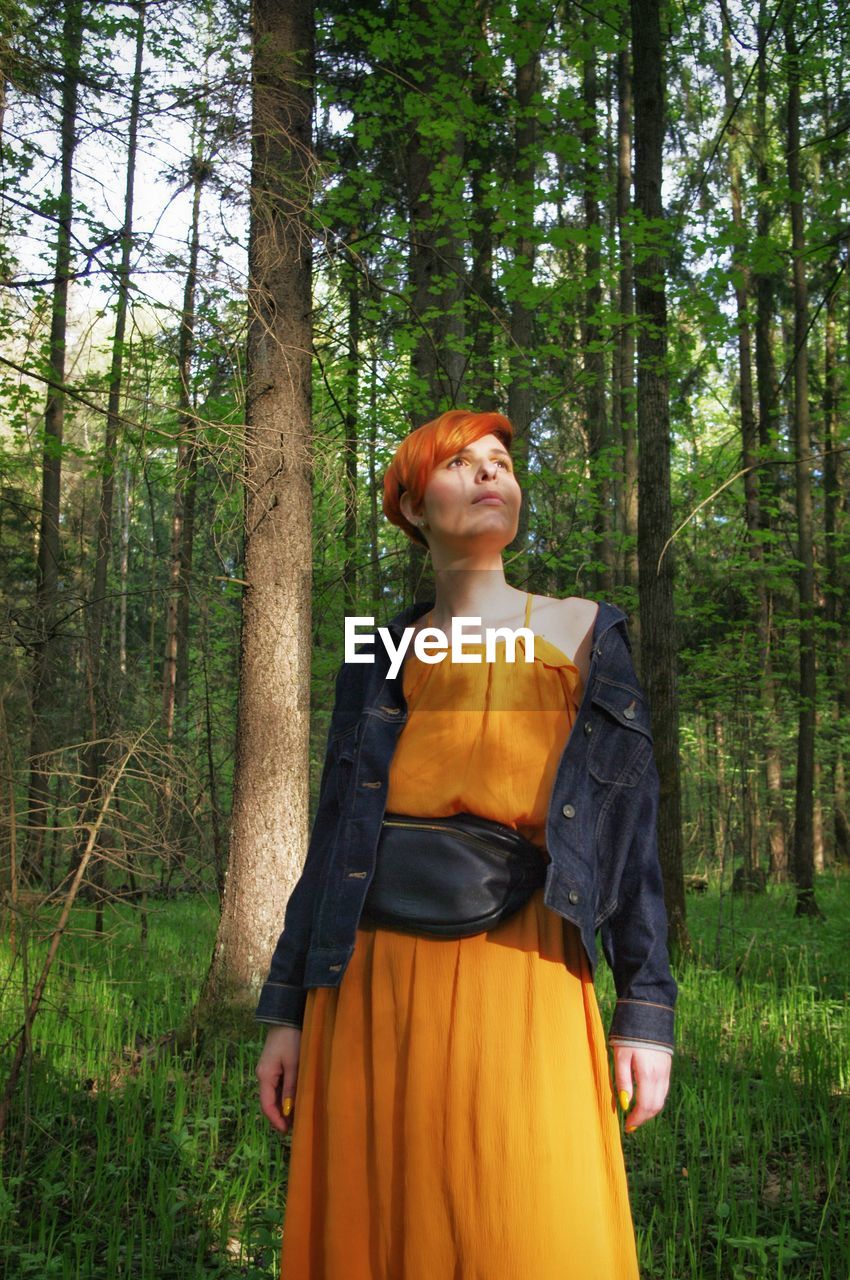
left=382, top=410, right=514, bottom=546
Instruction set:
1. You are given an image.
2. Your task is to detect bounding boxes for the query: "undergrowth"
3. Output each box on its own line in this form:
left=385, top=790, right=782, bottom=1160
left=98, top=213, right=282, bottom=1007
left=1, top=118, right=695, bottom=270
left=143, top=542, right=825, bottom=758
left=1, top=873, right=848, bottom=1278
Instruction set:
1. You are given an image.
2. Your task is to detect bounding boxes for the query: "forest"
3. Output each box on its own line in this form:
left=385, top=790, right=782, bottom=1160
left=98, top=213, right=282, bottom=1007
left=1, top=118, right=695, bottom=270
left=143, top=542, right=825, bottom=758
left=0, top=0, right=848, bottom=1276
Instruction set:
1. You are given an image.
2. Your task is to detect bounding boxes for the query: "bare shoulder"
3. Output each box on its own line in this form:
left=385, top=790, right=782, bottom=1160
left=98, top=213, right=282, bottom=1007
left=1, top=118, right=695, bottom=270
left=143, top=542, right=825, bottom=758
left=531, top=594, right=598, bottom=633
left=528, top=595, right=598, bottom=671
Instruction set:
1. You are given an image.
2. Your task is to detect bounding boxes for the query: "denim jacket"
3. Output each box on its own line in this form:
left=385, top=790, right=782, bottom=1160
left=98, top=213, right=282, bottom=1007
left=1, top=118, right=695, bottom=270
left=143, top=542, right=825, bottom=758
left=256, top=600, right=677, bottom=1051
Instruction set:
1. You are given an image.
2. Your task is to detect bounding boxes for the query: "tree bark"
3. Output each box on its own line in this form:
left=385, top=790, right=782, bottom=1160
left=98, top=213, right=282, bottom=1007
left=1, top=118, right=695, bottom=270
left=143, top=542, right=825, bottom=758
left=405, top=0, right=466, bottom=419
left=78, top=0, right=145, bottom=847
left=719, top=10, right=781, bottom=879
left=582, top=38, right=613, bottom=595
left=343, top=262, right=359, bottom=598
left=506, top=1, right=542, bottom=569
left=199, top=0, right=315, bottom=1017
left=367, top=336, right=381, bottom=610
left=26, top=0, right=84, bottom=882
left=784, top=6, right=821, bottom=918
left=162, top=150, right=207, bottom=744
left=754, top=0, right=787, bottom=879
left=630, top=0, right=688, bottom=953
left=467, top=0, right=497, bottom=408
left=614, top=47, right=638, bottom=633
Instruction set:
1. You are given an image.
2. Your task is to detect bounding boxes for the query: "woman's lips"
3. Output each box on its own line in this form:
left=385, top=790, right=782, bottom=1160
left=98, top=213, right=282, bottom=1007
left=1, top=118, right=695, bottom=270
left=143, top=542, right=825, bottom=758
left=472, top=492, right=504, bottom=504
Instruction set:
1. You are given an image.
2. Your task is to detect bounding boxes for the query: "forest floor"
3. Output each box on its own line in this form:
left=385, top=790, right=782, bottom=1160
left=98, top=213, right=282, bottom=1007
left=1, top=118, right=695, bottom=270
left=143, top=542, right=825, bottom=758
left=0, top=873, right=848, bottom=1279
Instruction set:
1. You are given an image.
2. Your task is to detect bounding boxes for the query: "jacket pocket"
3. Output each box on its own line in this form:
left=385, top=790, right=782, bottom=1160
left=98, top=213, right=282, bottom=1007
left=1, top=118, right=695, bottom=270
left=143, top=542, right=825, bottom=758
left=587, top=679, right=652, bottom=787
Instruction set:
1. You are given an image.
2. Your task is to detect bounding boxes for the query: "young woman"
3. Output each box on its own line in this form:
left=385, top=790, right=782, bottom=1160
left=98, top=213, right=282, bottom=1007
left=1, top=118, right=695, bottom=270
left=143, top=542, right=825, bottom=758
left=256, top=409, right=676, bottom=1279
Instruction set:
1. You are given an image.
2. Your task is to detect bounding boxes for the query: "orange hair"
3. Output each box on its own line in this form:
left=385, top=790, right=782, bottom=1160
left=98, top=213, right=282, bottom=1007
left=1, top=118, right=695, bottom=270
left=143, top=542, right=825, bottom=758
left=382, top=410, right=514, bottom=546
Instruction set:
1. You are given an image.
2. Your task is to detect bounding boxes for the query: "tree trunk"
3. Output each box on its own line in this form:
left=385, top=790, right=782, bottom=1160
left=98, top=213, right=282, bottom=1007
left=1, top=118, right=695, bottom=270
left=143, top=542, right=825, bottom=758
left=78, top=0, right=145, bottom=852
left=343, top=262, right=359, bottom=599
left=26, top=0, right=84, bottom=883
left=582, top=38, right=613, bottom=595
left=784, top=7, right=821, bottom=918
left=713, top=710, right=728, bottom=865
left=367, top=336, right=381, bottom=610
left=467, top=0, right=497, bottom=408
left=118, top=462, right=131, bottom=678
left=506, top=2, right=541, bottom=569
left=754, top=0, right=787, bottom=879
left=630, top=0, right=688, bottom=953
left=754, top=0, right=780, bottom=476
left=162, top=152, right=206, bottom=745
left=614, top=47, right=638, bottom=633
left=198, top=0, right=315, bottom=1019
left=405, top=0, right=466, bottom=419
left=822, top=148, right=847, bottom=866
left=720, top=8, right=783, bottom=880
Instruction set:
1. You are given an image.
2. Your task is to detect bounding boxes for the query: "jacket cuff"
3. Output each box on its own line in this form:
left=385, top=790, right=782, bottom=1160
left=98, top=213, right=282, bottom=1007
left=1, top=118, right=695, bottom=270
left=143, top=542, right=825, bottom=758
left=608, top=1036, right=673, bottom=1055
left=608, top=997, right=674, bottom=1051
left=254, top=981, right=306, bottom=1028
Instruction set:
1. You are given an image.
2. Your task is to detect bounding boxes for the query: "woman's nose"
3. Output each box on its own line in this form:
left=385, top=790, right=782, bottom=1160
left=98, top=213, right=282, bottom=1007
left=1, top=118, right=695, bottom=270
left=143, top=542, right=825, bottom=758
left=476, top=458, right=499, bottom=480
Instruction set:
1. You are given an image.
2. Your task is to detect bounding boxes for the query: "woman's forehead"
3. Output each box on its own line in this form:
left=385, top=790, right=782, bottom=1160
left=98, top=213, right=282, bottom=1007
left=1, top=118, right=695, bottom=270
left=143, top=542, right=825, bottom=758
left=453, top=433, right=510, bottom=455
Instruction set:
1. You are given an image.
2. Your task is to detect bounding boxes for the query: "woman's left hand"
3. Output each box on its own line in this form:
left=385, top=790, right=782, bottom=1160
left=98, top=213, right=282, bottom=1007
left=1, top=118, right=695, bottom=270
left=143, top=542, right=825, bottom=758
left=613, top=1045, right=672, bottom=1132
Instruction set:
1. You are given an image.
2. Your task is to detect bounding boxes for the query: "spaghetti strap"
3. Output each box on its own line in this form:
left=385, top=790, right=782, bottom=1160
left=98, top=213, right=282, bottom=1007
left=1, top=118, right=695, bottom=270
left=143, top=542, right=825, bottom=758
left=524, top=591, right=533, bottom=628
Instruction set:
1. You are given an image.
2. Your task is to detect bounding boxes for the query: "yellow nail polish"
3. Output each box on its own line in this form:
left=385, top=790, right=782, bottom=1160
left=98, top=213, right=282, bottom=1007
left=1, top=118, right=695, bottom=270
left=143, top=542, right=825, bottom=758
left=282, top=1097, right=294, bottom=1117
left=619, top=1090, right=630, bottom=1112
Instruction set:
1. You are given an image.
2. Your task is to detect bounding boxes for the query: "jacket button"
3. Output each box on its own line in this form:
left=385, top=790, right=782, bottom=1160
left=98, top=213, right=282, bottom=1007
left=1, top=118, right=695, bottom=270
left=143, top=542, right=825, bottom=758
left=623, top=702, right=637, bottom=720
left=568, top=890, right=580, bottom=905
left=583, top=722, right=592, bottom=735
left=562, top=803, right=575, bottom=818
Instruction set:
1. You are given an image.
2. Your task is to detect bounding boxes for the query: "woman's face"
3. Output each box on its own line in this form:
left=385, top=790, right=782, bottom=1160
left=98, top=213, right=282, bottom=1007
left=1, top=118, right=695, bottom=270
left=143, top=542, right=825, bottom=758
left=407, top=432, right=522, bottom=551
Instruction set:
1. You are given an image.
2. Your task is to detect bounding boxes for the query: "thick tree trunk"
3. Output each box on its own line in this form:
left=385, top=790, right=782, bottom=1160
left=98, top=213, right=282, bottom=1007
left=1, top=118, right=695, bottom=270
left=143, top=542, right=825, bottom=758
left=582, top=40, right=613, bottom=595
left=199, top=0, right=315, bottom=1017
left=784, top=8, right=821, bottom=918
left=630, top=0, right=688, bottom=953
left=26, top=0, right=84, bottom=882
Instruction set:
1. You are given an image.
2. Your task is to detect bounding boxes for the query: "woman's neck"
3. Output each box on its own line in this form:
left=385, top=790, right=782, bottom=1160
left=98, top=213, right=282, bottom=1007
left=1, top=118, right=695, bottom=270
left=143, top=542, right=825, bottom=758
left=427, top=564, right=527, bottom=630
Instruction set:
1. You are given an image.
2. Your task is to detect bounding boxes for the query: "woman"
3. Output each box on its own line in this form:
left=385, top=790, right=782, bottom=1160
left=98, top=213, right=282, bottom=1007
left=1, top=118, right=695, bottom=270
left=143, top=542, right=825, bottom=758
left=256, top=409, right=676, bottom=1279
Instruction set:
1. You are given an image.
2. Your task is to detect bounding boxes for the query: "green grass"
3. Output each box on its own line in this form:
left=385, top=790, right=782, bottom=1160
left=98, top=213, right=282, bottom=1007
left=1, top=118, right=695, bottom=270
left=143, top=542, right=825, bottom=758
left=1, top=875, right=848, bottom=1278
left=595, top=872, right=850, bottom=1280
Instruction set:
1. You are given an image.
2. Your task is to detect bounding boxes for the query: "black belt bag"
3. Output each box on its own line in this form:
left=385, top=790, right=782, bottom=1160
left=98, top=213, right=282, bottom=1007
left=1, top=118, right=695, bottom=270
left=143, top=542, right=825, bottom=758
left=359, top=812, right=547, bottom=938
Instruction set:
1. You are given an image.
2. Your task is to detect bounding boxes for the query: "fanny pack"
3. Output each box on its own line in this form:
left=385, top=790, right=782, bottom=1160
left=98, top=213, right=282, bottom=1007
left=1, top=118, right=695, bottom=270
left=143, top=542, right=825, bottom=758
left=359, top=812, right=547, bottom=938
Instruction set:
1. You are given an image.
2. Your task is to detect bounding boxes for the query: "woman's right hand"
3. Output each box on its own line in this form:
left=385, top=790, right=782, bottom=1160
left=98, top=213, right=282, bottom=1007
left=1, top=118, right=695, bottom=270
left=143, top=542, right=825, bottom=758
left=256, top=1024, right=302, bottom=1134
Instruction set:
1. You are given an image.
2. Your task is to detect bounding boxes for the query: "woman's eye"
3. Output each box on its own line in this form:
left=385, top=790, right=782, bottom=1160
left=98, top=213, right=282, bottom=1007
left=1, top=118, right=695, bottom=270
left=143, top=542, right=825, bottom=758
left=447, top=456, right=466, bottom=467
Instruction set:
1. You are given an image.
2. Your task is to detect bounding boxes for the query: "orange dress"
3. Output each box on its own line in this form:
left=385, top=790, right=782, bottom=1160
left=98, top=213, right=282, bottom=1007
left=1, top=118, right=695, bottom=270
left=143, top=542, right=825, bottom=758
left=280, top=596, right=640, bottom=1279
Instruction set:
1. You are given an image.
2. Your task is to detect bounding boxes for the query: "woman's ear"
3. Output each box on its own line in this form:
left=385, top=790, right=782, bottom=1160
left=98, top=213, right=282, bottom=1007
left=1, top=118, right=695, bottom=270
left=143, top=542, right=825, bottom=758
left=399, top=490, right=422, bottom=528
